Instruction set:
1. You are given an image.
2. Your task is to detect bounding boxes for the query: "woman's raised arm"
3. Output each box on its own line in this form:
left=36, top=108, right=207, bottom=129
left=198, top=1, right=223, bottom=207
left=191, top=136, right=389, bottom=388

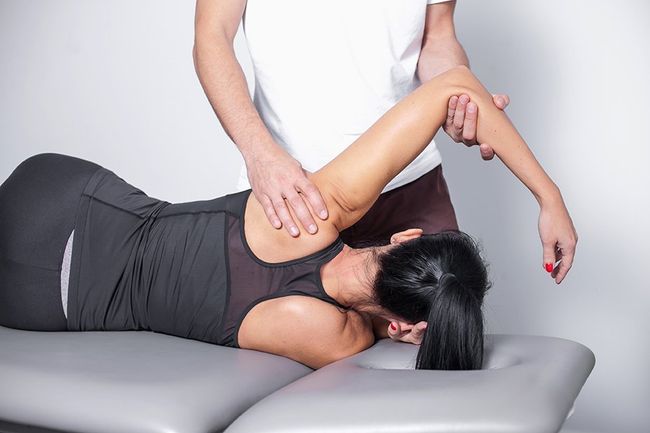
left=312, top=65, right=577, bottom=283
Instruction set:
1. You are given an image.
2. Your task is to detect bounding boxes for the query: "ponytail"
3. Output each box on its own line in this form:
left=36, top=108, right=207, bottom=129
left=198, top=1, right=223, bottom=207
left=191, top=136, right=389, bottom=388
left=372, top=231, right=490, bottom=371
left=415, top=273, right=484, bottom=370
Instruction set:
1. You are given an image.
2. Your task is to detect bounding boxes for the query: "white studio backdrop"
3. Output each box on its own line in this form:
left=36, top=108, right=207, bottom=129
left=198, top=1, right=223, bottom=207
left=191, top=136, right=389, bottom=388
left=1, top=1, right=648, bottom=432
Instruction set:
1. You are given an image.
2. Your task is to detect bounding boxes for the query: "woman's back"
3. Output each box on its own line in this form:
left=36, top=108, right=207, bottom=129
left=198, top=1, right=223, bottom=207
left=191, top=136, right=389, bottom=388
left=66, top=165, right=231, bottom=343
left=0, top=153, right=348, bottom=348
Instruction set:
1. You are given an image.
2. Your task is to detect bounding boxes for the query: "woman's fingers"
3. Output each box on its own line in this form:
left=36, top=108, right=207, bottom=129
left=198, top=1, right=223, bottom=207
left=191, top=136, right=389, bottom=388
left=387, top=321, right=401, bottom=339
left=388, top=322, right=410, bottom=339
left=542, top=237, right=577, bottom=284
left=387, top=321, right=427, bottom=345
left=542, top=240, right=557, bottom=274
left=553, top=241, right=577, bottom=284
left=409, top=321, right=428, bottom=345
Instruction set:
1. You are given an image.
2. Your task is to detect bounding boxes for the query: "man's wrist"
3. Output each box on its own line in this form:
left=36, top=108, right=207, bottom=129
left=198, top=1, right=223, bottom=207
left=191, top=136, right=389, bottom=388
left=240, top=136, right=284, bottom=167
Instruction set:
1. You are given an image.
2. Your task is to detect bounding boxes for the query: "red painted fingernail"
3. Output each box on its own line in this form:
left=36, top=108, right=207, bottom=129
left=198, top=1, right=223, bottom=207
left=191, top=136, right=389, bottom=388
left=390, top=323, right=397, bottom=330
left=545, top=263, right=553, bottom=273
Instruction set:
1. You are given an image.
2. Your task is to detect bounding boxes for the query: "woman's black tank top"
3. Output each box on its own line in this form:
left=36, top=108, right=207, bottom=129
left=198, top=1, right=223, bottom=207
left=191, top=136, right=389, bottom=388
left=67, top=168, right=348, bottom=348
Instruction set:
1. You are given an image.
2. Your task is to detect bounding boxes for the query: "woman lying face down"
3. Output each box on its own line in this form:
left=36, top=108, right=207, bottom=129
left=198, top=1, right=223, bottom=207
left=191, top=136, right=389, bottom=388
left=0, top=66, right=576, bottom=370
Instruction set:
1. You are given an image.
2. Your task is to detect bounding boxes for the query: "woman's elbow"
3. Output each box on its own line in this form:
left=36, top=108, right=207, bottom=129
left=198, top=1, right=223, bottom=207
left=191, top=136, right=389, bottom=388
left=444, top=65, right=493, bottom=105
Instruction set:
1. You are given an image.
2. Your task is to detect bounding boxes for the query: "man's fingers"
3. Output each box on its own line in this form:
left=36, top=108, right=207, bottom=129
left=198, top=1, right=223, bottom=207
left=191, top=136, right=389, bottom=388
left=271, top=197, right=300, bottom=237
left=284, top=190, right=317, bottom=235
left=453, top=94, right=469, bottom=129
left=446, top=95, right=459, bottom=128
left=462, top=102, right=478, bottom=145
left=259, top=194, right=282, bottom=229
left=479, top=143, right=495, bottom=160
left=296, top=179, right=329, bottom=220
left=492, top=93, right=510, bottom=110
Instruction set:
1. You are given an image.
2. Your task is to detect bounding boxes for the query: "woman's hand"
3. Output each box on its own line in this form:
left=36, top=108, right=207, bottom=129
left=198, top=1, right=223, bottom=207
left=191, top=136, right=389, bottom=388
left=538, top=195, right=578, bottom=284
left=387, top=321, right=428, bottom=345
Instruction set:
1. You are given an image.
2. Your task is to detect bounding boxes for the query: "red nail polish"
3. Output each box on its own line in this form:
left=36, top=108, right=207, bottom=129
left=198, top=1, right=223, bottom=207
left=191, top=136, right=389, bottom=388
left=545, top=263, right=553, bottom=273
left=390, top=323, right=396, bottom=330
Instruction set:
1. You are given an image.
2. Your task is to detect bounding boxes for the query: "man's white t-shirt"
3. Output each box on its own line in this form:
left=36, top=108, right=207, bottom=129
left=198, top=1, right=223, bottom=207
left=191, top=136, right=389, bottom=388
left=237, top=0, right=451, bottom=193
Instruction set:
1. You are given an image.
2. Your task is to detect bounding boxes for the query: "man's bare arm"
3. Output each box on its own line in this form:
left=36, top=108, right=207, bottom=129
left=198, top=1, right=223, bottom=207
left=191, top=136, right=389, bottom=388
left=418, top=0, right=507, bottom=160
left=193, top=0, right=272, bottom=167
left=418, top=1, right=469, bottom=79
left=193, top=0, right=328, bottom=236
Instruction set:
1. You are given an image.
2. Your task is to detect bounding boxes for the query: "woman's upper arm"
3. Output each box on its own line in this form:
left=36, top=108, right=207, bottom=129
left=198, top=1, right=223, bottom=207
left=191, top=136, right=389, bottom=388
left=240, top=296, right=374, bottom=369
left=309, top=65, right=480, bottom=231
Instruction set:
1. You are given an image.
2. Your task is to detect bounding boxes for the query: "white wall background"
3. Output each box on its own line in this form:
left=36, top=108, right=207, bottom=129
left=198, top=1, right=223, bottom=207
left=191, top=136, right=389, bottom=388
left=1, top=1, right=648, bottom=432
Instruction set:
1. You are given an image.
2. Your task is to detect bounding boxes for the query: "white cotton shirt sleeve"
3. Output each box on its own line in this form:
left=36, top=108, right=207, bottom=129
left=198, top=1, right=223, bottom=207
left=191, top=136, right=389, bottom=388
left=237, top=0, right=444, bottom=193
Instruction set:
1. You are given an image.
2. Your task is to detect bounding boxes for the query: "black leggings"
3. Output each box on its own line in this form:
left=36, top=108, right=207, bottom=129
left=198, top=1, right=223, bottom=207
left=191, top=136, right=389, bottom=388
left=0, top=153, right=101, bottom=331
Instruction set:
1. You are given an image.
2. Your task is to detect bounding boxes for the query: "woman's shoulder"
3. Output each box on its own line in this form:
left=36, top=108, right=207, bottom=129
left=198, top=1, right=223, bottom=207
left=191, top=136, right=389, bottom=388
left=241, top=189, right=343, bottom=264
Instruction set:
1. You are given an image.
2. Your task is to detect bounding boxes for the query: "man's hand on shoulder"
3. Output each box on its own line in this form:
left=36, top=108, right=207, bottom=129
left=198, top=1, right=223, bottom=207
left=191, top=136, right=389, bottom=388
left=443, top=92, right=510, bottom=161
left=246, top=147, right=329, bottom=237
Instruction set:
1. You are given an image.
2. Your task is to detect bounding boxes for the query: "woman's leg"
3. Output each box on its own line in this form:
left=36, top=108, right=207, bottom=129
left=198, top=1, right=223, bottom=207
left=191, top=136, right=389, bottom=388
left=0, top=153, right=101, bottom=330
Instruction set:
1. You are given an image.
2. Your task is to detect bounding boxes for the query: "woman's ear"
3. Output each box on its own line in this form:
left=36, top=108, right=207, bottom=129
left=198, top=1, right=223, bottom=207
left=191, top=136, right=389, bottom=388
left=389, top=228, right=423, bottom=244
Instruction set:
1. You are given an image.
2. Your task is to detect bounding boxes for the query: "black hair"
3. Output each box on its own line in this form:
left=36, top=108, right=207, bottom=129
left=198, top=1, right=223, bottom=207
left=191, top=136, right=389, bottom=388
left=372, top=231, right=491, bottom=370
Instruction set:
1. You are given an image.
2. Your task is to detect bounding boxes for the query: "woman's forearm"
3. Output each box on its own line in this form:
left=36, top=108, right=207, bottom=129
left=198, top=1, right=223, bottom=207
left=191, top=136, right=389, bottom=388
left=313, top=65, right=561, bottom=230
left=452, top=68, right=561, bottom=206
left=313, top=65, right=576, bottom=283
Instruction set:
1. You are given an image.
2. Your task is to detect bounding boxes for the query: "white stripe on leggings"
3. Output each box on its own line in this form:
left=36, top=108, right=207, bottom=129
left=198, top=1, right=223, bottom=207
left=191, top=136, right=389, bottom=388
left=60, top=230, right=74, bottom=319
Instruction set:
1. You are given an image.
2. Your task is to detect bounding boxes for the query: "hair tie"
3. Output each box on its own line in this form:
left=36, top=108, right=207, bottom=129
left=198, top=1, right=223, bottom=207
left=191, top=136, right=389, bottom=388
left=440, top=272, right=457, bottom=283
left=438, top=273, right=481, bottom=303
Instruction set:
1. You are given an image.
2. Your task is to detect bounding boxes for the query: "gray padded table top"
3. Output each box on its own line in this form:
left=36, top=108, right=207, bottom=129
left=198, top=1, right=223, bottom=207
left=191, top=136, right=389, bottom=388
left=0, top=327, right=594, bottom=433
left=225, top=334, right=595, bottom=433
left=0, top=326, right=312, bottom=433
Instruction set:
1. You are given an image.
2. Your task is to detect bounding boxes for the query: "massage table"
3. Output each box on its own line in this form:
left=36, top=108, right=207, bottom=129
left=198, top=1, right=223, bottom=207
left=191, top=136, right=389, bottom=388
left=0, top=325, right=594, bottom=433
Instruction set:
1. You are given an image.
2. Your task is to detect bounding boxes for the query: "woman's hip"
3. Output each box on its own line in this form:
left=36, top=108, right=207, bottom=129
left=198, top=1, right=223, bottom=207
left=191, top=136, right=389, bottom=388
left=0, top=153, right=103, bottom=330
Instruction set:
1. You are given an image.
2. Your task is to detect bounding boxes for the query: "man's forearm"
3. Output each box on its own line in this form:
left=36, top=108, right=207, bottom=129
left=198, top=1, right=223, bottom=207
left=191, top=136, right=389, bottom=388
left=193, top=33, right=282, bottom=162
left=417, top=35, right=469, bottom=82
